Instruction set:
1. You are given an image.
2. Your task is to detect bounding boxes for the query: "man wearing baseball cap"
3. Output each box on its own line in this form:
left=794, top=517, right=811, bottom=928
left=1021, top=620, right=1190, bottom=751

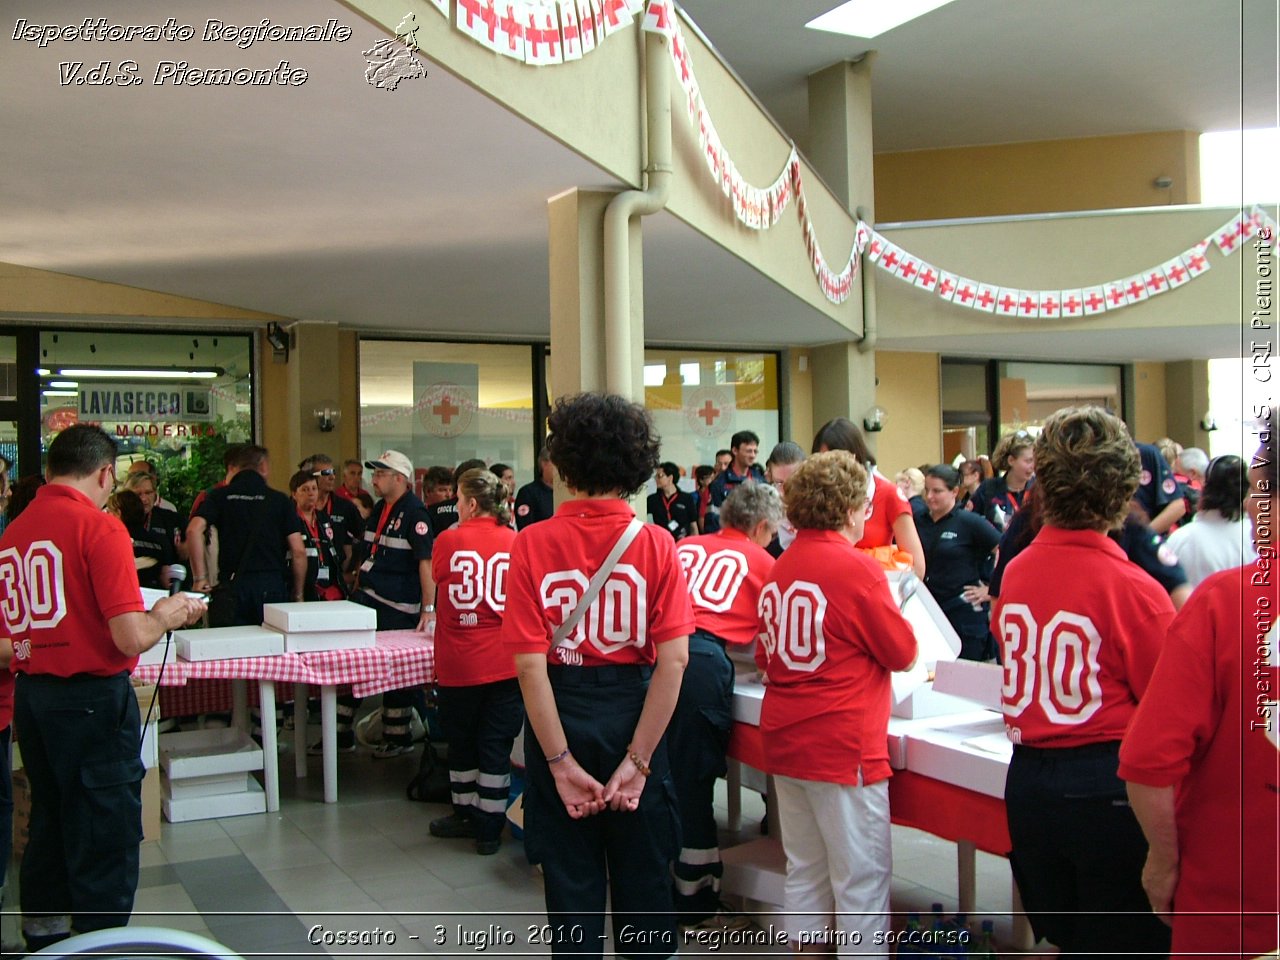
left=352, top=450, right=436, bottom=758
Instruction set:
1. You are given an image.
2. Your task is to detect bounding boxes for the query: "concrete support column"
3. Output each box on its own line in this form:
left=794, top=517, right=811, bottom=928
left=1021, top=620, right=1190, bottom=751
left=810, top=342, right=878, bottom=458
left=547, top=188, right=644, bottom=403
left=259, top=322, right=357, bottom=488
left=1165, top=359, right=1212, bottom=450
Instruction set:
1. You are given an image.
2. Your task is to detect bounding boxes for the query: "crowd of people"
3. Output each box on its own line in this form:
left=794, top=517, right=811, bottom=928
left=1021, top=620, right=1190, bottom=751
left=0, top=400, right=1272, bottom=958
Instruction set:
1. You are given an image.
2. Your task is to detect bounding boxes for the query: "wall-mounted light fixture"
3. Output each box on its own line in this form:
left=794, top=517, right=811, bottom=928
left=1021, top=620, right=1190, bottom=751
left=1200, top=412, right=1218, bottom=432
left=863, top=404, right=886, bottom=433
left=266, top=322, right=289, bottom=363
left=314, top=404, right=342, bottom=433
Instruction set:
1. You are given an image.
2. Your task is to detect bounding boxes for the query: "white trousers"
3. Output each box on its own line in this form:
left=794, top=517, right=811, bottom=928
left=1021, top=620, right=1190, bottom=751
left=774, top=774, right=892, bottom=956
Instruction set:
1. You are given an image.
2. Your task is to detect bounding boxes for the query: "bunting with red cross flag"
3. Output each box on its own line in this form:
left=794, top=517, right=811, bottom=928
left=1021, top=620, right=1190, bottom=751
left=1081, top=286, right=1107, bottom=316
left=1121, top=274, right=1148, bottom=305
left=971, top=283, right=998, bottom=313
left=935, top=271, right=959, bottom=302
left=642, top=0, right=675, bottom=36
left=600, top=0, right=632, bottom=35
left=1182, top=245, right=1211, bottom=278
left=575, top=0, right=599, bottom=51
left=559, top=0, right=584, bottom=59
left=457, top=0, right=499, bottom=50
left=914, top=261, right=939, bottom=293
left=495, top=0, right=527, bottom=59
left=525, top=2, right=564, bottom=64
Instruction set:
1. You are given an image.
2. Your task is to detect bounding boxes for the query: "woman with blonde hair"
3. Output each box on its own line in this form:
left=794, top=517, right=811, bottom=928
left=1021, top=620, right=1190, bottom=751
left=429, top=467, right=522, bottom=855
left=972, top=430, right=1035, bottom=530
left=757, top=450, right=917, bottom=953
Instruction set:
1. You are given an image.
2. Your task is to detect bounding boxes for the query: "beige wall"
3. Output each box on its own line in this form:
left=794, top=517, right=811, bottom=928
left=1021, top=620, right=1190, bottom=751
left=874, top=351, right=941, bottom=472
left=1165, top=360, right=1212, bottom=450
left=875, top=131, right=1201, bottom=222
left=785, top=349, right=814, bottom=447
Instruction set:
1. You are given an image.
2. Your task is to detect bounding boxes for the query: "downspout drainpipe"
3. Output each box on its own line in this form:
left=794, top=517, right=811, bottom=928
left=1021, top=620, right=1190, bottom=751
left=603, top=31, right=673, bottom=398
left=855, top=205, right=877, bottom=353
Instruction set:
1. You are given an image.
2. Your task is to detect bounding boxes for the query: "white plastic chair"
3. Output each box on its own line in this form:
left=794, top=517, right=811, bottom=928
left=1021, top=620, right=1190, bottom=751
left=30, top=926, right=242, bottom=959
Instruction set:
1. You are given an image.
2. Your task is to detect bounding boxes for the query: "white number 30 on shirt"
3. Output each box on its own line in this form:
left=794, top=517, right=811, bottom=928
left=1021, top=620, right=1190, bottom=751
left=758, top=580, right=828, bottom=672
left=0, top=541, right=68, bottom=632
left=999, top=603, right=1103, bottom=725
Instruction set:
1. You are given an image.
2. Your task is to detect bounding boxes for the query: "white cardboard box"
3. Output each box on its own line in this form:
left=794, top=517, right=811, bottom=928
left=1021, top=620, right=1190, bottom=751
left=159, top=728, right=264, bottom=780
left=904, top=715, right=1012, bottom=799
left=137, top=640, right=177, bottom=667
left=163, top=776, right=265, bottom=822
left=887, top=711, right=996, bottom=769
left=893, top=683, right=984, bottom=719
left=932, top=659, right=1004, bottom=710
left=140, top=722, right=159, bottom=770
left=174, top=625, right=285, bottom=662
left=262, top=600, right=376, bottom=634
left=720, top=837, right=786, bottom=908
left=163, top=770, right=253, bottom=801
left=732, top=672, right=765, bottom=725
left=279, top=628, right=377, bottom=653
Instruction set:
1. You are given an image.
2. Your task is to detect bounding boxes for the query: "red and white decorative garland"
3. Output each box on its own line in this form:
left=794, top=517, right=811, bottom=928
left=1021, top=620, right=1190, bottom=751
left=419, top=0, right=1278, bottom=309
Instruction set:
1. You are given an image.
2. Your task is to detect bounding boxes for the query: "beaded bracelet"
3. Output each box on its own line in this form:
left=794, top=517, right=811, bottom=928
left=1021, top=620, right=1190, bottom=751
left=627, top=746, right=651, bottom=777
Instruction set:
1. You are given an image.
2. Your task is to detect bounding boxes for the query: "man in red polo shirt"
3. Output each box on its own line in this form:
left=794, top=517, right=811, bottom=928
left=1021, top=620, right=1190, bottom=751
left=2, top=425, right=204, bottom=952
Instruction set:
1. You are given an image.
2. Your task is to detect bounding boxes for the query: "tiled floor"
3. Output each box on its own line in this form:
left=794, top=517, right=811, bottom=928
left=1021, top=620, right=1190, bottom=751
left=2, top=740, right=1036, bottom=958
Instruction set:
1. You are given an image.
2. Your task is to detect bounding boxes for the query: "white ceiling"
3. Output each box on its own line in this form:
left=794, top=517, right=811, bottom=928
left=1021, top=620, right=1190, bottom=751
left=1, top=0, right=1273, bottom=361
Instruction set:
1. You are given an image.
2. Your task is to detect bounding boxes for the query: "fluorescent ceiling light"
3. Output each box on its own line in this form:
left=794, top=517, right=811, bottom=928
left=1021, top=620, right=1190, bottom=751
left=41, top=390, right=77, bottom=398
left=58, top=368, right=219, bottom=380
left=36, top=368, right=50, bottom=376
left=49, top=381, right=78, bottom=389
left=806, top=0, right=956, bottom=38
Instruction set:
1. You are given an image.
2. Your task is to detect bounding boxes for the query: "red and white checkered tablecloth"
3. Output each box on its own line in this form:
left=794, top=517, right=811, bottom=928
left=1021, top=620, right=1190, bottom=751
left=132, top=631, right=436, bottom=714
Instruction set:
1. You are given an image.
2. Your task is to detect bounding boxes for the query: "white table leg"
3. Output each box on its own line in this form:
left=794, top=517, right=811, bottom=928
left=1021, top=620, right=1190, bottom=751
left=231, top=679, right=248, bottom=731
left=957, top=839, right=976, bottom=915
left=293, top=683, right=307, bottom=778
left=321, top=684, right=338, bottom=804
left=726, top=758, right=742, bottom=832
left=259, top=680, right=279, bottom=813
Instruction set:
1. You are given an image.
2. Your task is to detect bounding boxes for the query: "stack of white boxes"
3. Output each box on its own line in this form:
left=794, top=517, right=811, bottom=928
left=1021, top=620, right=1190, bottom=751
left=159, top=727, right=267, bottom=822
left=158, top=623, right=287, bottom=821
left=261, top=600, right=377, bottom=652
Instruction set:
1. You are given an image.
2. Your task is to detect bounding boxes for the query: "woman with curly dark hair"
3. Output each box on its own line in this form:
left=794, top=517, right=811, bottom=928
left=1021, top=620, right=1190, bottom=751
left=503, top=393, right=692, bottom=959
left=993, top=406, right=1173, bottom=956
left=1164, top=454, right=1256, bottom=588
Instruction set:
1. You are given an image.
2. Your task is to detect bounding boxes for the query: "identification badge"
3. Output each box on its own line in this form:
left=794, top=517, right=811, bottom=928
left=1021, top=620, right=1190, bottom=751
left=360, top=559, right=374, bottom=572
left=316, top=566, right=330, bottom=583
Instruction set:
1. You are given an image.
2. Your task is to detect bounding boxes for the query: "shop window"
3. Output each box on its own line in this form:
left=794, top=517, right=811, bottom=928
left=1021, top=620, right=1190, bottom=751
left=359, top=340, right=539, bottom=491
left=38, top=330, right=253, bottom=515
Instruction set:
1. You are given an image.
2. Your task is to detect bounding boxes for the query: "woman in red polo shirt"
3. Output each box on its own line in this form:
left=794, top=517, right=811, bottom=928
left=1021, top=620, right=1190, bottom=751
left=812, top=417, right=926, bottom=577
left=756, top=450, right=917, bottom=950
left=428, top=468, right=521, bottom=856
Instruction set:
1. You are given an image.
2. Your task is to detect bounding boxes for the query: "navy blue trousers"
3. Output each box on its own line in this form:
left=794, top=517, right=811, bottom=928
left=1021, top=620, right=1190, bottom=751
left=436, top=678, right=524, bottom=841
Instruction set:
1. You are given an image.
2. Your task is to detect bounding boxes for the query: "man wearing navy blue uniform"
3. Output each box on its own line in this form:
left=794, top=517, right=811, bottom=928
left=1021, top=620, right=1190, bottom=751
left=703, top=431, right=764, bottom=534
left=301, top=453, right=364, bottom=578
left=1133, top=442, right=1186, bottom=534
left=514, top=448, right=555, bottom=531
left=355, top=449, right=436, bottom=758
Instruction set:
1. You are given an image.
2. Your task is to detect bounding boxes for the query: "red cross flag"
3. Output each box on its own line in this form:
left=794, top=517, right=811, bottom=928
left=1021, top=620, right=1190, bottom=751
left=915, top=261, right=939, bottom=293
left=1213, top=213, right=1246, bottom=254
left=878, top=243, right=903, bottom=273
left=1182, top=246, right=1211, bottom=278
left=1159, top=256, right=1190, bottom=289
left=993, top=289, right=1019, bottom=317
left=972, top=282, right=998, bottom=313
left=497, top=1, right=527, bottom=58
left=1103, top=280, right=1128, bottom=309
left=936, top=271, right=959, bottom=302
left=855, top=221, right=875, bottom=256
left=642, top=0, right=674, bottom=35
left=1122, top=274, right=1148, bottom=305
left=626, top=0, right=646, bottom=13
left=575, top=0, right=599, bottom=51
left=457, top=0, right=498, bottom=49
left=1082, top=286, right=1107, bottom=316
left=866, top=234, right=885, bottom=263
left=1015, top=291, right=1038, bottom=317
left=1143, top=267, right=1169, bottom=296
left=558, top=0, right=583, bottom=59
left=895, top=253, right=921, bottom=284
left=601, top=0, right=632, bottom=34
left=525, top=3, right=563, bottom=64
left=1036, top=291, right=1061, bottom=319
left=1059, top=289, right=1084, bottom=317
left=951, top=278, right=977, bottom=307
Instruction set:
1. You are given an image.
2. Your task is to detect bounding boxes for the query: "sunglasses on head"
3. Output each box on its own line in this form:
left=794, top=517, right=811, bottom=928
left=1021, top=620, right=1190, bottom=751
left=313, top=468, right=335, bottom=476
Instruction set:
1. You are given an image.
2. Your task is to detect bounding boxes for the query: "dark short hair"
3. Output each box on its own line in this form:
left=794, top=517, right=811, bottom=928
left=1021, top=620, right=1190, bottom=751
left=694, top=465, right=715, bottom=482
left=1200, top=455, right=1248, bottom=523
left=302, top=452, right=334, bottom=469
left=110, top=488, right=146, bottom=527
left=453, top=459, right=486, bottom=484
left=766, top=441, right=805, bottom=468
left=343, top=458, right=362, bottom=470
left=546, top=393, right=660, bottom=497
left=424, top=466, right=454, bottom=488
left=46, top=425, right=118, bottom=479
left=222, top=443, right=246, bottom=470
left=658, top=461, right=680, bottom=481
left=730, top=431, right=760, bottom=451
left=926, top=464, right=961, bottom=489
left=5, top=475, right=45, bottom=522
left=289, top=470, right=318, bottom=494
left=231, top=444, right=269, bottom=472
left=811, top=417, right=875, bottom=466
left=715, top=449, right=731, bottom=460
left=490, top=462, right=513, bottom=479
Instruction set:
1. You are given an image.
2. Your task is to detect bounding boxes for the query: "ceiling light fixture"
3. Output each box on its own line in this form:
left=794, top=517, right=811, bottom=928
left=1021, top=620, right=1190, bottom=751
left=41, top=390, right=78, bottom=398
left=58, top=368, right=220, bottom=380
left=49, top=381, right=79, bottom=389
left=806, top=0, right=956, bottom=38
